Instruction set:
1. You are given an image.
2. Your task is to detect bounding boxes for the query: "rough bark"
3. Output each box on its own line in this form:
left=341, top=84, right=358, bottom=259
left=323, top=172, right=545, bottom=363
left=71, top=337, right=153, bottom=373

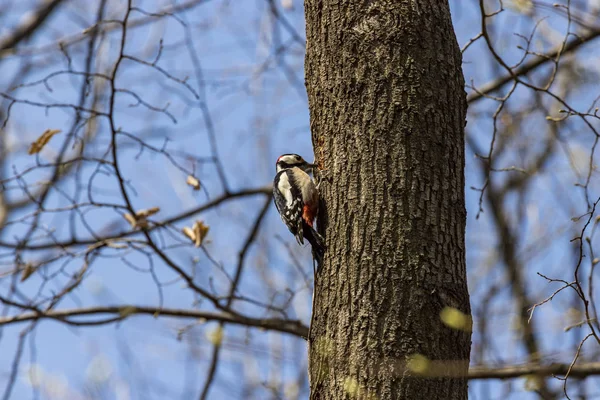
left=304, top=1, right=471, bottom=399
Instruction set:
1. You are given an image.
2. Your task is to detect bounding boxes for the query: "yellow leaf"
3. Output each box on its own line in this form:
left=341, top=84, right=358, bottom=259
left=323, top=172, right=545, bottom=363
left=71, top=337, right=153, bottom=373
left=524, top=375, right=541, bottom=391
left=343, top=377, right=360, bottom=397
left=284, top=383, right=299, bottom=399
left=28, top=129, right=61, bottom=154
left=206, top=326, right=223, bottom=345
left=510, top=0, right=533, bottom=14
left=407, top=354, right=430, bottom=375
left=313, top=336, right=335, bottom=357
left=440, top=306, right=472, bottom=331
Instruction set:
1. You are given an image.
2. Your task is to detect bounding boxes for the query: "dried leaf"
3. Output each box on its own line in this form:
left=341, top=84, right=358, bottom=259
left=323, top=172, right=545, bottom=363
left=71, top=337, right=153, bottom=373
left=124, top=214, right=148, bottom=229
left=123, top=208, right=159, bottom=229
left=136, top=207, right=160, bottom=218
left=193, top=220, right=209, bottom=247
left=82, top=23, right=98, bottom=35
left=186, top=175, right=201, bottom=190
left=546, top=115, right=566, bottom=122
left=119, top=306, right=137, bottom=317
left=182, top=227, right=196, bottom=242
left=20, top=263, right=36, bottom=282
left=28, top=129, right=61, bottom=154
left=182, top=221, right=209, bottom=247
left=105, top=242, right=127, bottom=249
left=123, top=213, right=137, bottom=228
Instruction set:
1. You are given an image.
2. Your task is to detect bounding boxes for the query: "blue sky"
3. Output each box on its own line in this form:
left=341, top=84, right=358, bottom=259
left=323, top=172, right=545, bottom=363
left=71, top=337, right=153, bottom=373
left=1, top=0, right=600, bottom=399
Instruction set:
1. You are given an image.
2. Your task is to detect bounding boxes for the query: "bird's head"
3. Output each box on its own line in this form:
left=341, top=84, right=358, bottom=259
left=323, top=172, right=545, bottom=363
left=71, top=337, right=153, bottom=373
left=276, top=154, right=314, bottom=173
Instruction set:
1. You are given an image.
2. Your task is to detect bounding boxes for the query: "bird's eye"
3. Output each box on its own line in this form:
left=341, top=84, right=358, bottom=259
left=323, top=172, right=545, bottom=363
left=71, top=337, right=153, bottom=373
left=295, top=155, right=301, bottom=160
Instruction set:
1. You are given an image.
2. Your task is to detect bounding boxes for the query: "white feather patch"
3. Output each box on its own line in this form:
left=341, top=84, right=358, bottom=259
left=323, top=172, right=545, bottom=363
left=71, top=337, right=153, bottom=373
left=277, top=172, right=294, bottom=207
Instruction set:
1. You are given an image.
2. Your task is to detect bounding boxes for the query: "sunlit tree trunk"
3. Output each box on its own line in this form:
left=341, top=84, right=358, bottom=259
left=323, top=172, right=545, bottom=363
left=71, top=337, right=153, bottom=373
left=304, top=1, right=471, bottom=398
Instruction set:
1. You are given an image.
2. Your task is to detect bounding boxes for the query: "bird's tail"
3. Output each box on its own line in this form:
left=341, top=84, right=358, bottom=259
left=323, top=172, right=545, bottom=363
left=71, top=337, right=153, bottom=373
left=303, top=222, right=325, bottom=271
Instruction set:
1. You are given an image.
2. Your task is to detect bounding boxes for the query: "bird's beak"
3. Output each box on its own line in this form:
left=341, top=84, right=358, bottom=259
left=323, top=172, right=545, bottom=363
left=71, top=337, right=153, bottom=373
left=305, top=163, right=316, bottom=171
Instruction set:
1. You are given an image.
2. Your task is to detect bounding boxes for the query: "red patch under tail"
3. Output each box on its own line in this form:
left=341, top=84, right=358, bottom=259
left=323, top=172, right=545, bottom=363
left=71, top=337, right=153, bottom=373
left=302, top=205, right=316, bottom=227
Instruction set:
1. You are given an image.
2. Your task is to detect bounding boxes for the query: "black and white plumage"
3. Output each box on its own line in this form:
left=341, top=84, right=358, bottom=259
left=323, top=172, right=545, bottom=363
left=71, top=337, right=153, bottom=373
left=273, top=154, right=325, bottom=268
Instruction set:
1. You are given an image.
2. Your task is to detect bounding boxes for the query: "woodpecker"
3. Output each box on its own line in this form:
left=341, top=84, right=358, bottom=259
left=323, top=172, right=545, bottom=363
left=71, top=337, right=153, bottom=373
left=273, top=154, right=325, bottom=268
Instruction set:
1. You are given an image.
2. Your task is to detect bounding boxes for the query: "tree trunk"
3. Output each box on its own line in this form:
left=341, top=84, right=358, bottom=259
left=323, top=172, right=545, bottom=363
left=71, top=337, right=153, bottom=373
left=304, top=1, right=471, bottom=399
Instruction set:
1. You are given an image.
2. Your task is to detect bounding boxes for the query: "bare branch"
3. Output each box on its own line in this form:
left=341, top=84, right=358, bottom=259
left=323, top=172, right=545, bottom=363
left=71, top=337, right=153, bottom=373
left=0, top=305, right=309, bottom=338
left=0, top=0, right=65, bottom=52
left=468, top=362, right=600, bottom=380
left=0, top=186, right=272, bottom=250
left=468, top=28, right=600, bottom=104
